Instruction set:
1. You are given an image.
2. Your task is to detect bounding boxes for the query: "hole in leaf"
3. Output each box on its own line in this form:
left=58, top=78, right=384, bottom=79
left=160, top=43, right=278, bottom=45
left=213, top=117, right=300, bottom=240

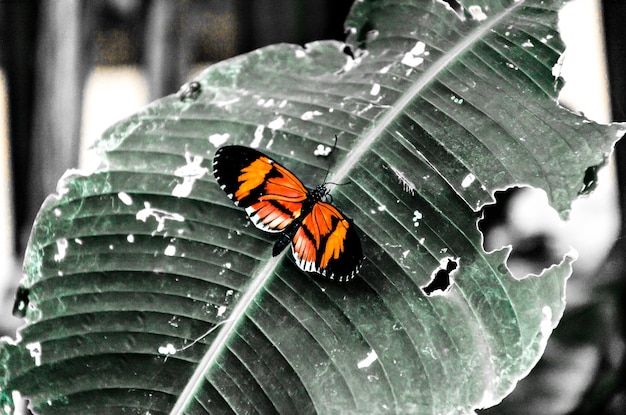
left=342, top=44, right=355, bottom=59
left=440, top=0, right=462, bottom=13
left=579, top=163, right=602, bottom=195
left=479, top=187, right=567, bottom=279
left=12, top=286, right=30, bottom=318
left=422, top=258, right=458, bottom=295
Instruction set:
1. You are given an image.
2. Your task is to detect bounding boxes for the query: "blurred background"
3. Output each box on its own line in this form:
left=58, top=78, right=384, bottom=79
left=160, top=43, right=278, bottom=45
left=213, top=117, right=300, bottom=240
left=0, top=0, right=624, bottom=414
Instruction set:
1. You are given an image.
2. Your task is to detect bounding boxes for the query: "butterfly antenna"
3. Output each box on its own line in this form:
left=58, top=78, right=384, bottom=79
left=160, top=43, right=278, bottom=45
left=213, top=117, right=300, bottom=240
left=325, top=179, right=353, bottom=187
left=321, top=135, right=339, bottom=184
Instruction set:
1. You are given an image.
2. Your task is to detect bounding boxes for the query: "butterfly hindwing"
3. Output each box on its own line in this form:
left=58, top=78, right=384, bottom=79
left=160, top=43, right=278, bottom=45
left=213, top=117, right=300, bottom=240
left=213, top=146, right=308, bottom=233
left=292, top=201, right=363, bottom=281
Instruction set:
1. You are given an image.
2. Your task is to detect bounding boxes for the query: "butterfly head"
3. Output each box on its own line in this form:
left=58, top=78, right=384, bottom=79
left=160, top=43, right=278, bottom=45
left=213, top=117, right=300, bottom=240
left=311, top=184, right=331, bottom=203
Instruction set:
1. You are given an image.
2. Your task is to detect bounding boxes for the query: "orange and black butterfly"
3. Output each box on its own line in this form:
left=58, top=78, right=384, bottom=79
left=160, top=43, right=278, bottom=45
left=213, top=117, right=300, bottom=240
left=213, top=145, right=364, bottom=281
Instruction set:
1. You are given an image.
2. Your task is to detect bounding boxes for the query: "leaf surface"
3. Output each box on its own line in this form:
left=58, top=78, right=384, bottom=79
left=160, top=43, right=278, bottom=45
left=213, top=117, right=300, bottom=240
left=1, top=1, right=623, bottom=414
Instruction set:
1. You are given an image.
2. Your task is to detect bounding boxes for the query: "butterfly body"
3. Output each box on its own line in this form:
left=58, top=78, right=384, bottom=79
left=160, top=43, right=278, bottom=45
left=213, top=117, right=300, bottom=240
left=213, top=145, right=363, bottom=281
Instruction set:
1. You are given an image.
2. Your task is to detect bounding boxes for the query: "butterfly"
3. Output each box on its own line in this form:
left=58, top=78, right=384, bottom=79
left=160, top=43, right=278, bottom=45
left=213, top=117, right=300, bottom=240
left=213, top=145, right=364, bottom=281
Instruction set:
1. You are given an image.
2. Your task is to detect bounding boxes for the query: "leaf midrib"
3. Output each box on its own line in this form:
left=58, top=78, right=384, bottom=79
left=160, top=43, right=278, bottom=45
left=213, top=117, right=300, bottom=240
left=169, top=2, right=524, bottom=414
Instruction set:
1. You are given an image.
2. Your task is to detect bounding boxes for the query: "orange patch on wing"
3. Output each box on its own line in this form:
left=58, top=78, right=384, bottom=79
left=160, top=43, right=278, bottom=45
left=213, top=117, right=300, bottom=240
left=235, top=157, right=273, bottom=200
left=320, top=219, right=348, bottom=268
left=262, top=164, right=309, bottom=202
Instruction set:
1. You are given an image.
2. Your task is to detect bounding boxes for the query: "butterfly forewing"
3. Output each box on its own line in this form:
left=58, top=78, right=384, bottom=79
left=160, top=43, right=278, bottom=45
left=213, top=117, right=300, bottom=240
left=213, top=146, right=307, bottom=232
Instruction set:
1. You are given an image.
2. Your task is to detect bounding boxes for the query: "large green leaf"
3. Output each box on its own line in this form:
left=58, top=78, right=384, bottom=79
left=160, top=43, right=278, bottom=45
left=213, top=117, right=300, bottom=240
left=1, top=0, right=623, bottom=414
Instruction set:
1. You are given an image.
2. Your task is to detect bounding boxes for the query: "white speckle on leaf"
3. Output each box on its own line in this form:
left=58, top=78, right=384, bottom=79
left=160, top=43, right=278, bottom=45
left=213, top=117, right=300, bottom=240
left=301, top=110, right=322, bottom=121
left=54, top=208, right=62, bottom=217
left=136, top=202, right=185, bottom=233
left=401, top=41, right=427, bottom=68
left=214, top=96, right=240, bottom=108
left=468, top=5, right=488, bottom=21
left=379, top=64, right=392, bottom=74
left=251, top=125, right=265, bottom=148
left=74, top=238, right=83, bottom=245
left=461, top=173, right=476, bottom=188
left=357, top=349, right=378, bottom=369
left=342, top=56, right=356, bottom=72
left=295, top=49, right=306, bottom=58
left=164, top=245, right=176, bottom=256
left=370, top=83, right=381, bottom=95
left=208, top=133, right=230, bottom=147
left=450, top=94, right=464, bottom=104
left=267, top=116, right=285, bottom=130
left=118, top=192, right=133, bottom=206
left=173, top=153, right=209, bottom=197
left=158, top=343, right=177, bottom=355
left=506, top=62, right=519, bottom=70
left=279, top=99, right=288, bottom=108
left=522, top=40, right=534, bottom=48
left=217, top=305, right=227, bottom=317
left=410, top=41, right=426, bottom=56
left=377, top=205, right=386, bottom=212
left=401, top=54, right=423, bottom=68
left=314, top=144, right=332, bottom=157
left=412, top=210, right=423, bottom=227
left=389, top=164, right=417, bottom=195
left=26, top=342, right=42, bottom=366
left=54, top=238, right=68, bottom=262
left=402, top=250, right=410, bottom=259
left=127, top=234, right=135, bottom=243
